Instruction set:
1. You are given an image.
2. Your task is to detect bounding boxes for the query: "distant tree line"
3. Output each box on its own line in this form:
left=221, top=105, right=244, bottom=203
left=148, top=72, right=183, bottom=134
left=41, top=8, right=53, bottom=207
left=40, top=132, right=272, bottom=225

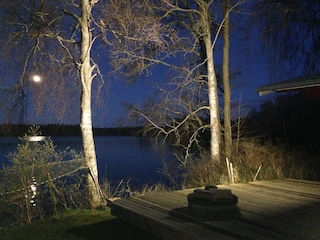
left=0, top=124, right=142, bottom=137
left=244, top=92, right=320, bottom=155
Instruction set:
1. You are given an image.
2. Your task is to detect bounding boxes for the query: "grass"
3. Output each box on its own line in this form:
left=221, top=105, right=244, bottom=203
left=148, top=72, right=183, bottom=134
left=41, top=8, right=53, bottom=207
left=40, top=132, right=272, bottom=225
left=1, top=208, right=160, bottom=240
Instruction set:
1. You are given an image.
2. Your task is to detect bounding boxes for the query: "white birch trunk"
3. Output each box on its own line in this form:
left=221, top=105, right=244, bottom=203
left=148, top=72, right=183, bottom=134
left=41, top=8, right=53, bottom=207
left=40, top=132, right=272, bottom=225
left=80, top=0, right=103, bottom=207
left=199, top=1, right=221, bottom=162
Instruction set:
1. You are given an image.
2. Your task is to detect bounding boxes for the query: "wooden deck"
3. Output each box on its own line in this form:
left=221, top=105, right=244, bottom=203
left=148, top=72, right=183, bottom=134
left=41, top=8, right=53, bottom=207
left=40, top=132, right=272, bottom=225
left=107, top=179, right=320, bottom=240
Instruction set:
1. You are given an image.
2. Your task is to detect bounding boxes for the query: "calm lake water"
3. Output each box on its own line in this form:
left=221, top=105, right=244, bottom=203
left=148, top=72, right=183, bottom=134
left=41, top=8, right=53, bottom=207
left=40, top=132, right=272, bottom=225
left=0, top=136, right=169, bottom=187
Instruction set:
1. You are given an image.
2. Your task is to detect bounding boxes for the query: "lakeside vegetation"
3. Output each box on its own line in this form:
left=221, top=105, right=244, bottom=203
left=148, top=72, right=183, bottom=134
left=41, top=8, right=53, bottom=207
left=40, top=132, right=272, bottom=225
left=1, top=93, right=320, bottom=236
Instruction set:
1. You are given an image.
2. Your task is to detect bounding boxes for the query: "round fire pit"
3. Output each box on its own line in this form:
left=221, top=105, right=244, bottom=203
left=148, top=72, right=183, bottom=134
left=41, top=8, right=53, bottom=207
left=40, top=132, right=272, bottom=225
left=187, top=186, right=240, bottom=220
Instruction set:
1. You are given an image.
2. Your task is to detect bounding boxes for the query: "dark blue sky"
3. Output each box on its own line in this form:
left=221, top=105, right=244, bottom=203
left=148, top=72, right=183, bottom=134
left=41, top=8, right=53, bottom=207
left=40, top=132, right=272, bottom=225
left=95, top=5, right=281, bottom=128
left=0, top=25, right=273, bottom=128
left=96, top=52, right=270, bottom=128
left=0, top=2, right=282, bottom=128
left=95, top=26, right=272, bottom=128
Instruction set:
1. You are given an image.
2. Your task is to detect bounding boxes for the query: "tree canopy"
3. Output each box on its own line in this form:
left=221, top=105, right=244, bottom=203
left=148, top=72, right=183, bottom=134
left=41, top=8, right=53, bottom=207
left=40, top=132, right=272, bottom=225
left=258, top=0, right=320, bottom=78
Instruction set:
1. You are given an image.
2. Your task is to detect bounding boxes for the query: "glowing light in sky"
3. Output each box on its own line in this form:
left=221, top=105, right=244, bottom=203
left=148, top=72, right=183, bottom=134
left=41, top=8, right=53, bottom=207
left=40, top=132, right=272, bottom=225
left=33, top=75, right=41, bottom=83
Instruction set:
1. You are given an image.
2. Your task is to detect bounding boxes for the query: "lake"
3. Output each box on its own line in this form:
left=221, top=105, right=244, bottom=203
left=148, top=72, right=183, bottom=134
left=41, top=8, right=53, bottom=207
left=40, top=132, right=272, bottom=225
left=0, top=136, right=169, bottom=188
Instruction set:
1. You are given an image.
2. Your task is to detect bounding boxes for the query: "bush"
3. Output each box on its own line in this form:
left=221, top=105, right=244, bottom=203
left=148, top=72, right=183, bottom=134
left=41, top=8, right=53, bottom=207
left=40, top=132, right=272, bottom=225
left=0, top=127, right=87, bottom=227
left=184, top=138, right=320, bottom=188
left=185, top=152, right=226, bottom=188
left=232, top=138, right=320, bottom=182
left=232, top=139, right=287, bottom=182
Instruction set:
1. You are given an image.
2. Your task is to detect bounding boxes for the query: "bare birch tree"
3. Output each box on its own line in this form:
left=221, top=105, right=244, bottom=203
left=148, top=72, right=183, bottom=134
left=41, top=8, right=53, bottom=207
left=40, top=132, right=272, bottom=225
left=112, top=0, right=245, bottom=187
left=0, top=0, right=182, bottom=206
left=127, top=0, right=243, bottom=161
left=0, top=0, right=105, bottom=207
left=118, top=0, right=222, bottom=162
left=196, top=0, right=221, bottom=162
left=78, top=0, right=103, bottom=208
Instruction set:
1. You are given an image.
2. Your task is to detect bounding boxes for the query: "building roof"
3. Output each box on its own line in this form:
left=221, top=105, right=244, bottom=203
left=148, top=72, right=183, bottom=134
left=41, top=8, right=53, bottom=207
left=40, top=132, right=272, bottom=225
left=256, top=73, right=320, bottom=96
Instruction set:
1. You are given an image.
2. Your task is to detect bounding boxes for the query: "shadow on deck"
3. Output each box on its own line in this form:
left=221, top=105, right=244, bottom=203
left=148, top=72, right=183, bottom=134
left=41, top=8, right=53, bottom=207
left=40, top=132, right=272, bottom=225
left=107, top=179, right=320, bottom=240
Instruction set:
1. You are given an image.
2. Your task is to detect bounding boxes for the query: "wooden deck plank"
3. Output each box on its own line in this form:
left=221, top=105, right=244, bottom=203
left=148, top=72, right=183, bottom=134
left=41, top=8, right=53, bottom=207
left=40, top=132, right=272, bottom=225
left=109, top=197, right=287, bottom=240
left=200, top=181, right=319, bottom=239
left=227, top=183, right=320, bottom=235
left=107, top=179, right=320, bottom=240
left=140, top=192, right=188, bottom=209
left=228, top=184, right=319, bottom=208
left=238, top=198, right=320, bottom=221
left=284, top=178, right=320, bottom=186
left=228, top=184, right=318, bottom=207
left=248, top=179, right=320, bottom=196
left=237, top=206, right=320, bottom=239
left=108, top=198, right=237, bottom=240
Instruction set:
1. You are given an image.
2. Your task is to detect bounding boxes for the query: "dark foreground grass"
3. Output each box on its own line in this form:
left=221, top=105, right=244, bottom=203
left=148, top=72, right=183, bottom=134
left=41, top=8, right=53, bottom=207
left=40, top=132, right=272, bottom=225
left=1, top=208, right=160, bottom=240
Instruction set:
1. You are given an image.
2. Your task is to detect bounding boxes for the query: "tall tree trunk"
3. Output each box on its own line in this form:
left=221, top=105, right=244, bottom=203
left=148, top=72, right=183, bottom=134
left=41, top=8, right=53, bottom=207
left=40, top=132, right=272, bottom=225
left=198, top=1, right=221, bottom=162
left=222, top=0, right=232, bottom=160
left=80, top=0, right=103, bottom=208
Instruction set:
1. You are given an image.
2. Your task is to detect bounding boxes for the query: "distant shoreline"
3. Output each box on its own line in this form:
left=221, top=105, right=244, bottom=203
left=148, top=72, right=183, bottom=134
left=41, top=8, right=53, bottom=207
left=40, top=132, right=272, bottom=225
left=0, top=124, right=142, bottom=137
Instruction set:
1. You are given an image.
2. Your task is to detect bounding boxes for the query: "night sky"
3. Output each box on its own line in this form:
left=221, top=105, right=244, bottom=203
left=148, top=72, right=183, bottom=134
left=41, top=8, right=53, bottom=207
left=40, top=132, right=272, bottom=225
left=0, top=2, right=281, bottom=128
left=89, top=12, right=274, bottom=128
left=98, top=24, right=273, bottom=128
left=0, top=28, right=273, bottom=128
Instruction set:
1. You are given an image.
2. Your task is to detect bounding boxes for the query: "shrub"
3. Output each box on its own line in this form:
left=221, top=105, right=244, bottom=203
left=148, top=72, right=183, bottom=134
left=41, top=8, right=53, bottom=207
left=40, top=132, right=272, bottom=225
left=184, top=138, right=319, bottom=188
left=231, top=139, right=286, bottom=182
left=0, top=127, right=87, bottom=227
left=185, top=152, right=226, bottom=188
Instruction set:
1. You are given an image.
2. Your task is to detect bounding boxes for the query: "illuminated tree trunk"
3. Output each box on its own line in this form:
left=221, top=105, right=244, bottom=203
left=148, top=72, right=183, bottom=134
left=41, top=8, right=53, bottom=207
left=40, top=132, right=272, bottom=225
left=198, top=1, right=221, bottom=162
left=222, top=0, right=232, bottom=160
left=79, top=0, right=103, bottom=208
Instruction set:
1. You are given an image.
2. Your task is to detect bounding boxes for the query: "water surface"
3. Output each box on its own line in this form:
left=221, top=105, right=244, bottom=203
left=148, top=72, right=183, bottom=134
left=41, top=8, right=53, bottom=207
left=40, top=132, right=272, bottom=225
left=0, top=136, right=167, bottom=187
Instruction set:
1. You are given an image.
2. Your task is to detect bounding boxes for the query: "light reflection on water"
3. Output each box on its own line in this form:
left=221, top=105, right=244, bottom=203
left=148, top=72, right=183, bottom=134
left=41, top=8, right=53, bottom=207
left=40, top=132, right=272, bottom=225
left=0, top=136, right=168, bottom=187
